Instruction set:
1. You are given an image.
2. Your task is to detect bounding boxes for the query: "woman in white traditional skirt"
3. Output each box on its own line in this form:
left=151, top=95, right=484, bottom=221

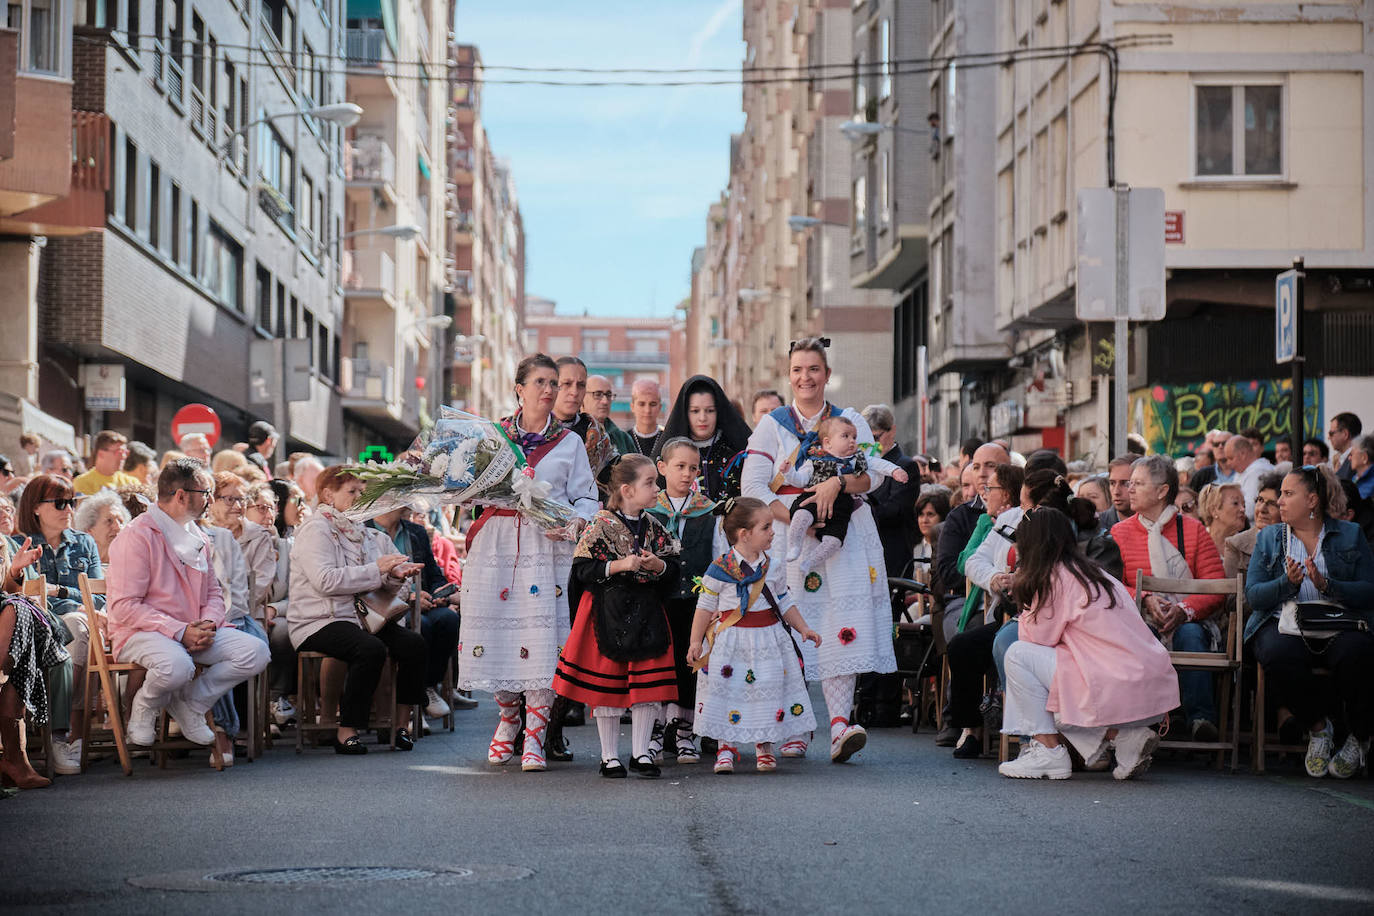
left=458, top=353, right=599, bottom=771
left=740, top=337, right=895, bottom=763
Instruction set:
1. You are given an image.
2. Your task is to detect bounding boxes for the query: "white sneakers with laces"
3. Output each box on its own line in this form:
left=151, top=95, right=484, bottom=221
left=1306, top=720, right=1336, bottom=778
left=1327, top=734, right=1367, bottom=779
left=51, top=738, right=82, bottom=775
left=998, top=740, right=1071, bottom=779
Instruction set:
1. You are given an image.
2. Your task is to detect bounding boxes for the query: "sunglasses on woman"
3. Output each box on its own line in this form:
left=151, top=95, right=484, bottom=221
left=42, top=498, right=77, bottom=510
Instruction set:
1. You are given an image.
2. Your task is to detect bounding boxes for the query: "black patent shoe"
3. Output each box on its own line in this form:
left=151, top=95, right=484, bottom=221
left=546, top=733, right=573, bottom=763
left=394, top=728, right=415, bottom=751
left=334, top=735, right=368, bottom=756
left=599, top=758, right=627, bottom=778
left=952, top=731, right=982, bottom=759
left=628, top=754, right=661, bottom=779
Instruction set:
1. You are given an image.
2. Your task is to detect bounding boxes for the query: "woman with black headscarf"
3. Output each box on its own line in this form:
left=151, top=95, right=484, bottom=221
left=653, top=375, right=753, bottom=502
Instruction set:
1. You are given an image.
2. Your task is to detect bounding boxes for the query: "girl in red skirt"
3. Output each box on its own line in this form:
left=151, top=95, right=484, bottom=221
left=554, top=454, right=680, bottom=778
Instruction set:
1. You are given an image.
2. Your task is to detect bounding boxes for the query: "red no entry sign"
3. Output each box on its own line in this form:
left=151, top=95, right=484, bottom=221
left=171, top=403, right=222, bottom=447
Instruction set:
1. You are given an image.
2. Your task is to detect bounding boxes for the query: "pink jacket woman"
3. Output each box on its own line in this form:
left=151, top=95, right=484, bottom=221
left=1019, top=565, right=1179, bottom=727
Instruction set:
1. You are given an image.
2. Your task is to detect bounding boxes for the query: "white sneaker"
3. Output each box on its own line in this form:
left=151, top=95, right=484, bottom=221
left=165, top=697, right=215, bottom=746
left=998, top=740, right=1071, bottom=779
left=1327, top=734, right=1366, bottom=779
left=1111, top=727, right=1161, bottom=781
left=424, top=686, right=451, bottom=719
left=271, top=696, right=297, bottom=725
left=1306, top=721, right=1335, bottom=778
left=51, top=738, right=83, bottom=775
left=126, top=695, right=158, bottom=746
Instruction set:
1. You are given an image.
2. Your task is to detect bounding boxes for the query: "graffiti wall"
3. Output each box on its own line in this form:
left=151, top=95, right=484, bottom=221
left=1130, top=378, right=1323, bottom=457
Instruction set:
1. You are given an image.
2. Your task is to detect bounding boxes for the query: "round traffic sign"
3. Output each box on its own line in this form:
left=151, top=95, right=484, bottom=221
left=171, top=403, right=222, bottom=448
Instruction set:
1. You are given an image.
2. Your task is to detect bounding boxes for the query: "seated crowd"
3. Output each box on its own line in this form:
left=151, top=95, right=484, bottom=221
left=2, top=407, right=1372, bottom=789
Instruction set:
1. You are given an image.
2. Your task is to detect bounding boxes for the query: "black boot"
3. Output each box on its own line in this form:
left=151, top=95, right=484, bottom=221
left=545, top=695, right=573, bottom=763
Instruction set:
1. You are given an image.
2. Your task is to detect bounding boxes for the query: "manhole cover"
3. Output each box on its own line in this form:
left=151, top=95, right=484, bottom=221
left=211, top=866, right=461, bottom=884
left=129, top=864, right=531, bottom=892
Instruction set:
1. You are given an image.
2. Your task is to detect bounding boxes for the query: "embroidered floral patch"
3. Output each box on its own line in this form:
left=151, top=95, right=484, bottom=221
left=721, top=665, right=733, bottom=679
left=790, top=703, right=804, bottom=717
left=838, top=627, right=857, bottom=645
left=519, top=646, right=529, bottom=659
left=529, top=585, right=540, bottom=596
left=745, top=669, right=756, bottom=684
left=472, top=645, right=485, bottom=657
left=775, top=709, right=785, bottom=722
left=698, top=702, right=705, bottom=715
left=804, top=572, right=822, bottom=592
left=868, top=566, right=878, bottom=583
left=555, top=585, right=563, bottom=597
left=499, top=588, right=510, bottom=601
left=729, top=710, right=742, bottom=724
left=457, top=642, right=463, bottom=653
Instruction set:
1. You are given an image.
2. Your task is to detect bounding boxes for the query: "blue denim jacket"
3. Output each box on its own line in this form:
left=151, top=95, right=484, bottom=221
left=1243, top=518, right=1374, bottom=642
left=17, top=529, right=106, bottom=616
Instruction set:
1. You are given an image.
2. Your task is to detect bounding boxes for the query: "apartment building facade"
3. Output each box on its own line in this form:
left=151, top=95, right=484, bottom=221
left=341, top=0, right=447, bottom=457
left=523, top=296, right=683, bottom=430
left=988, top=0, right=1374, bottom=463
left=26, top=0, right=350, bottom=456
left=445, top=43, right=524, bottom=421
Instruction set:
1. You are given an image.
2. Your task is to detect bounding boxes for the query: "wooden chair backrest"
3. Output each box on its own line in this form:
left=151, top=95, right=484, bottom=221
left=78, top=573, right=109, bottom=670
left=21, top=575, right=47, bottom=608
left=1134, top=570, right=1245, bottom=660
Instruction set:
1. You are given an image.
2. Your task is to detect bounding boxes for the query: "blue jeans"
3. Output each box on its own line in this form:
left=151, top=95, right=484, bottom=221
left=992, top=619, right=1019, bottom=690
left=211, top=616, right=270, bottom=735
left=1172, top=622, right=1217, bottom=725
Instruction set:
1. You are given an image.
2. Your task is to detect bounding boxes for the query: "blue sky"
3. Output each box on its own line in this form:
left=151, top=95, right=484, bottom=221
left=453, top=1, right=744, bottom=318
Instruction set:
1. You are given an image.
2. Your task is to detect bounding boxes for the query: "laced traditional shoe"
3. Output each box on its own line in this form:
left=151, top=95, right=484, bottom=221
left=1112, top=727, right=1161, bottom=781
left=998, top=740, right=1071, bottom=779
left=755, top=743, right=777, bottom=772
left=830, top=724, right=867, bottom=763
left=714, top=745, right=738, bottom=774
left=488, top=697, right=521, bottom=765
left=424, top=687, right=450, bottom=719
left=780, top=735, right=809, bottom=758
left=1305, top=721, right=1335, bottom=779
left=648, top=719, right=665, bottom=762
left=674, top=725, right=700, bottom=764
left=521, top=703, right=550, bottom=772
left=1327, top=735, right=1367, bottom=780
left=599, top=757, right=627, bottom=779
left=628, top=753, right=661, bottom=779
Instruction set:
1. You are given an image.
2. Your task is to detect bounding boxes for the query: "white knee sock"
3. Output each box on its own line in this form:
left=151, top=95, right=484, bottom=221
left=787, top=510, right=815, bottom=560
left=822, top=674, right=857, bottom=741
left=630, top=702, right=656, bottom=759
left=595, top=708, right=623, bottom=762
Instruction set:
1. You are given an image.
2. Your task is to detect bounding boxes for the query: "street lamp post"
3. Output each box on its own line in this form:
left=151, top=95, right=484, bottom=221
left=837, top=119, right=927, bottom=142
left=218, top=103, right=364, bottom=163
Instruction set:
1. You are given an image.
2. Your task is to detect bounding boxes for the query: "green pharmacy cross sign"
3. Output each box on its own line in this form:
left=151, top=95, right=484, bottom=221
left=358, top=445, right=395, bottom=463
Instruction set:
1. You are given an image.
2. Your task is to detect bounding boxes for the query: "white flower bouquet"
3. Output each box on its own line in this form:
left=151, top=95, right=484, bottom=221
left=341, top=406, right=575, bottom=529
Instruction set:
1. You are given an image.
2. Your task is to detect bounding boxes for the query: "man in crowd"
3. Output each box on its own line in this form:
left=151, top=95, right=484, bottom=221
left=933, top=440, right=1009, bottom=745
left=179, top=433, right=212, bottom=465
left=1330, top=412, right=1362, bottom=480
left=245, top=421, right=278, bottom=478
left=1197, top=429, right=1235, bottom=486
left=1226, top=433, right=1276, bottom=522
left=292, top=454, right=325, bottom=504
left=1274, top=440, right=1292, bottom=465
left=107, top=458, right=270, bottom=746
left=751, top=389, right=784, bottom=425
left=625, top=378, right=664, bottom=455
left=1302, top=437, right=1330, bottom=468
left=1099, top=454, right=1137, bottom=529
left=123, top=441, right=157, bottom=485
left=74, top=430, right=140, bottom=495
left=585, top=374, right=634, bottom=456
left=40, top=449, right=75, bottom=480
left=958, top=463, right=978, bottom=505
left=958, top=438, right=984, bottom=469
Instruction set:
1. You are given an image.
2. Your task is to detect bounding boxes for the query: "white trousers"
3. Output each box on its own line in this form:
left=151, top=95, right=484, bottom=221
left=1002, top=640, right=1109, bottom=759
left=118, top=628, right=270, bottom=717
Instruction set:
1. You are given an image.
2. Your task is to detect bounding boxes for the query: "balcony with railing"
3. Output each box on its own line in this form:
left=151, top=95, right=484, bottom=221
left=342, top=249, right=396, bottom=303
left=346, top=28, right=394, bottom=71
left=340, top=357, right=395, bottom=405
left=345, top=135, right=396, bottom=201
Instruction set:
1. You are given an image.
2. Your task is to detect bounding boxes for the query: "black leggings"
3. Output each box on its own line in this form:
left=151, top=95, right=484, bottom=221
left=1250, top=618, right=1374, bottom=741
left=946, top=620, right=998, bottom=729
left=299, top=621, right=427, bottom=729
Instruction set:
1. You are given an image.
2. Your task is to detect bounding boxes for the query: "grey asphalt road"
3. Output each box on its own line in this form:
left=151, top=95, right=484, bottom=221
left=6, top=684, right=1374, bottom=916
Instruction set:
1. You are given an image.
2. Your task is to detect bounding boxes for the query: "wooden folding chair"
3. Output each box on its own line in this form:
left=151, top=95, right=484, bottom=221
left=1135, top=571, right=1245, bottom=772
left=76, top=574, right=137, bottom=775
left=20, top=577, right=57, bottom=779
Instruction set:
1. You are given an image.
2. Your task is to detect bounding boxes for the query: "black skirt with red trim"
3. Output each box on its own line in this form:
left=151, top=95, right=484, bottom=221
left=554, top=591, right=679, bottom=708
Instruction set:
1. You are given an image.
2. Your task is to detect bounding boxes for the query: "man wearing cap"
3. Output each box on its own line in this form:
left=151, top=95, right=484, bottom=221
left=245, top=421, right=278, bottom=478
